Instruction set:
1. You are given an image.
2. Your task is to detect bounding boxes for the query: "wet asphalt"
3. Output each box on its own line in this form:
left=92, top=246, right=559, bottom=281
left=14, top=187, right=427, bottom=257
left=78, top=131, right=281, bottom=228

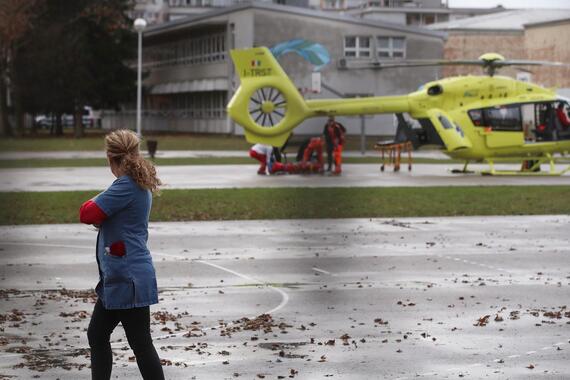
left=1, top=163, right=569, bottom=192
left=0, top=216, right=569, bottom=379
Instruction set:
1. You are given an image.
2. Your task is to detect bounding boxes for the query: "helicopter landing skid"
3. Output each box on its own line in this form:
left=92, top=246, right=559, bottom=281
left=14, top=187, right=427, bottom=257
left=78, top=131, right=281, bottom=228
left=450, top=161, right=475, bottom=174
left=480, top=156, right=570, bottom=176
left=480, top=169, right=568, bottom=176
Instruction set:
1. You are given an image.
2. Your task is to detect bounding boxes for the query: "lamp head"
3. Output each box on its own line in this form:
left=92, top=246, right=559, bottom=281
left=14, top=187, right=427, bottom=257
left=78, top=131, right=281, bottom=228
left=134, top=18, right=147, bottom=32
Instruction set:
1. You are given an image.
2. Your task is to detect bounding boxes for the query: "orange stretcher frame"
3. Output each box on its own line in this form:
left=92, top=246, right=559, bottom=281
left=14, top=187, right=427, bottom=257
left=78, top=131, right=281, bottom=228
left=373, top=141, right=413, bottom=172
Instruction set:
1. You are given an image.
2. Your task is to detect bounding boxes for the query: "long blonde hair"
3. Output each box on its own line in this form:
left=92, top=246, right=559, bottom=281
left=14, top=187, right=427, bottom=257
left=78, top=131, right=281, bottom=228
left=105, top=129, right=161, bottom=194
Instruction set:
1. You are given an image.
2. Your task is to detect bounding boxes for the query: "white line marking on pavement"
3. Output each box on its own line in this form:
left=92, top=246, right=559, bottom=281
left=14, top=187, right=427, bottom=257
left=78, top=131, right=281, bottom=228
left=438, top=254, right=514, bottom=275
left=196, top=259, right=290, bottom=315
left=312, top=267, right=332, bottom=275
left=526, top=351, right=537, bottom=355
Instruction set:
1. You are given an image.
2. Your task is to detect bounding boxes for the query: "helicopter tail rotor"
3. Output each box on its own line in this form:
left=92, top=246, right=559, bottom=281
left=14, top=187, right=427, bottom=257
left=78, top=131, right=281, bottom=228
left=228, top=47, right=311, bottom=147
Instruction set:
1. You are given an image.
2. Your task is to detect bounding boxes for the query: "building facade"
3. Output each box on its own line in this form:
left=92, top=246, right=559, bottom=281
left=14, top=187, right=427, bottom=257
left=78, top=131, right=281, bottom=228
left=107, top=3, right=445, bottom=136
left=525, top=18, right=570, bottom=89
left=429, top=10, right=570, bottom=88
left=319, top=0, right=504, bottom=27
left=132, top=0, right=503, bottom=27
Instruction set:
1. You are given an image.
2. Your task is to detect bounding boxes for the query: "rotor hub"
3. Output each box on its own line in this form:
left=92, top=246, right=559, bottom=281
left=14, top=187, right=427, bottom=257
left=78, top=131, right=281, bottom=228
left=261, top=101, right=275, bottom=114
left=248, top=87, right=287, bottom=128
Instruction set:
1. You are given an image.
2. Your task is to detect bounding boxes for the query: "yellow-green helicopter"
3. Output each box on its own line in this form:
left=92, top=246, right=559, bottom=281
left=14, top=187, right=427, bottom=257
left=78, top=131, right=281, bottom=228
left=227, top=47, right=570, bottom=175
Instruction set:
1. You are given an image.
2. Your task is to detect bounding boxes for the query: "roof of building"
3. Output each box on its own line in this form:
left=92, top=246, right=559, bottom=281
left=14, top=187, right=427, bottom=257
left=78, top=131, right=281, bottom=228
left=427, top=9, right=570, bottom=32
left=145, top=2, right=447, bottom=39
left=447, top=6, right=505, bottom=14
left=525, top=17, right=570, bottom=28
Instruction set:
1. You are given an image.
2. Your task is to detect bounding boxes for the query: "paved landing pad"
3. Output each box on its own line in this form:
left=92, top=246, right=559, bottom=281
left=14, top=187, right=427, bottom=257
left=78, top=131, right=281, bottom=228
left=1, top=163, right=569, bottom=192
left=1, top=216, right=569, bottom=379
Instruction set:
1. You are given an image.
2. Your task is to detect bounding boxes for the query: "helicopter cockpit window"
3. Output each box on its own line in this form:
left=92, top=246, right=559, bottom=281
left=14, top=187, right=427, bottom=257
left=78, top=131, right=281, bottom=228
left=468, top=109, right=483, bottom=126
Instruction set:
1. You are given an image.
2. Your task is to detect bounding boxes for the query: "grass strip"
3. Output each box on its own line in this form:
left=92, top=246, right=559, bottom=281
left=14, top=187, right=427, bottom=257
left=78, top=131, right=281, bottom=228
left=0, top=157, right=460, bottom=168
left=1, top=186, right=569, bottom=225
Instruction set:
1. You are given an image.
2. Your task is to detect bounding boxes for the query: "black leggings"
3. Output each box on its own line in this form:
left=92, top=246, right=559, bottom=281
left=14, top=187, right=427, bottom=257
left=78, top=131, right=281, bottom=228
left=87, top=299, right=165, bottom=380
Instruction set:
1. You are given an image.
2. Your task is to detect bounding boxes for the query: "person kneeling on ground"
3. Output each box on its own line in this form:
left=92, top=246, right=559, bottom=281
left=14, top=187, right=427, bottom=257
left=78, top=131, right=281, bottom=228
left=249, top=143, right=275, bottom=175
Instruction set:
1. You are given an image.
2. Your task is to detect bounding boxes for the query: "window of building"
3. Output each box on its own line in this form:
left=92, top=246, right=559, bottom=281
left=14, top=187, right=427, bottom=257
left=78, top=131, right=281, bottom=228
left=322, top=0, right=345, bottom=9
left=343, top=36, right=371, bottom=58
left=377, top=36, right=406, bottom=59
left=424, top=14, right=435, bottom=24
left=144, top=32, right=226, bottom=68
left=406, top=14, right=421, bottom=25
left=155, top=91, right=226, bottom=120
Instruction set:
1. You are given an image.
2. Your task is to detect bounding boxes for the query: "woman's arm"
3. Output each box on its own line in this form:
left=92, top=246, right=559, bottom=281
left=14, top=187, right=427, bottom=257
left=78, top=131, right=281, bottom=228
left=79, top=199, right=108, bottom=225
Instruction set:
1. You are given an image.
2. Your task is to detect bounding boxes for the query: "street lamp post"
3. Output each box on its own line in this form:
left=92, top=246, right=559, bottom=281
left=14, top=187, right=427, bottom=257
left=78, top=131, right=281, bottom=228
left=134, top=18, right=147, bottom=137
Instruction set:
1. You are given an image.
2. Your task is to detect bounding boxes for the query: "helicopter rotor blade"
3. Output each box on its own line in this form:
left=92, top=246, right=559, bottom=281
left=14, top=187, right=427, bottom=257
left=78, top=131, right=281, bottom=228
left=349, top=59, right=570, bottom=71
left=499, top=60, right=570, bottom=68
left=363, top=60, right=484, bottom=69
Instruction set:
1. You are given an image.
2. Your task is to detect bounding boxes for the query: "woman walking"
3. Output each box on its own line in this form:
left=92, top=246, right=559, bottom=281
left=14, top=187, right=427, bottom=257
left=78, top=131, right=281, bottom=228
left=79, top=129, right=165, bottom=380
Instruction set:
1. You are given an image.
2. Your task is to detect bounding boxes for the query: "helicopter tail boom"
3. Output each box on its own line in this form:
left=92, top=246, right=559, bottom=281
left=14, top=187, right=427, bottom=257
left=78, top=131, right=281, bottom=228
left=228, top=47, right=411, bottom=146
left=306, top=96, right=409, bottom=116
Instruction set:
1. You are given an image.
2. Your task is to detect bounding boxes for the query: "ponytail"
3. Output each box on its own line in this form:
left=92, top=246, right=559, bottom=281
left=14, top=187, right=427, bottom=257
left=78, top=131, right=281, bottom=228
left=105, top=129, right=162, bottom=194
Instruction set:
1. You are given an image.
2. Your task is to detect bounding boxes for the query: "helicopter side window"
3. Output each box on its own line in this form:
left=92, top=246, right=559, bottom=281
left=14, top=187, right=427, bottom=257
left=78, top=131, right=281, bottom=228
left=438, top=115, right=454, bottom=130
left=483, top=106, right=522, bottom=131
left=469, top=105, right=522, bottom=132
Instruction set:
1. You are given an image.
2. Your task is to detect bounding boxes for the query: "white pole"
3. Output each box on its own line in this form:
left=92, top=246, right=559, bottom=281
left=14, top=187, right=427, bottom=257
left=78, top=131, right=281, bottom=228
left=134, top=18, right=147, bottom=137
left=136, top=30, right=142, bottom=137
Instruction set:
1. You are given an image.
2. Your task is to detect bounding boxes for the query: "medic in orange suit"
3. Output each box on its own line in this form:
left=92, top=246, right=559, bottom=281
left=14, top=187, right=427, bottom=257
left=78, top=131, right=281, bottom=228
left=302, top=137, right=325, bottom=173
left=323, top=116, right=346, bottom=174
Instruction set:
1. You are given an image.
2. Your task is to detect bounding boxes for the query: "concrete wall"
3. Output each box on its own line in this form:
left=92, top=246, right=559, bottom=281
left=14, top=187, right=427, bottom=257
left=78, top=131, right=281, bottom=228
left=525, top=20, right=570, bottom=88
left=358, top=12, right=407, bottom=25
left=421, top=0, right=444, bottom=8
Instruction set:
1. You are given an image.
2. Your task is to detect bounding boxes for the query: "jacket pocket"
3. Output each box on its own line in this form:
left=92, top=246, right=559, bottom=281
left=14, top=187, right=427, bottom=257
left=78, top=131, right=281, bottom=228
left=103, top=280, right=135, bottom=309
left=107, top=241, right=126, bottom=257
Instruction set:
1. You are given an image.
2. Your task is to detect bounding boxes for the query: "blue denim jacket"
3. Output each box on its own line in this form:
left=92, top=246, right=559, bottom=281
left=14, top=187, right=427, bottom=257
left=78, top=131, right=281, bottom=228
left=94, top=176, right=158, bottom=310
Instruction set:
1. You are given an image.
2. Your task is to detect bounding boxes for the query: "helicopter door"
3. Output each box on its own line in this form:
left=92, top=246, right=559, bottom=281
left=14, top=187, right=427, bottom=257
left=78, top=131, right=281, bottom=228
left=426, top=109, right=472, bottom=152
